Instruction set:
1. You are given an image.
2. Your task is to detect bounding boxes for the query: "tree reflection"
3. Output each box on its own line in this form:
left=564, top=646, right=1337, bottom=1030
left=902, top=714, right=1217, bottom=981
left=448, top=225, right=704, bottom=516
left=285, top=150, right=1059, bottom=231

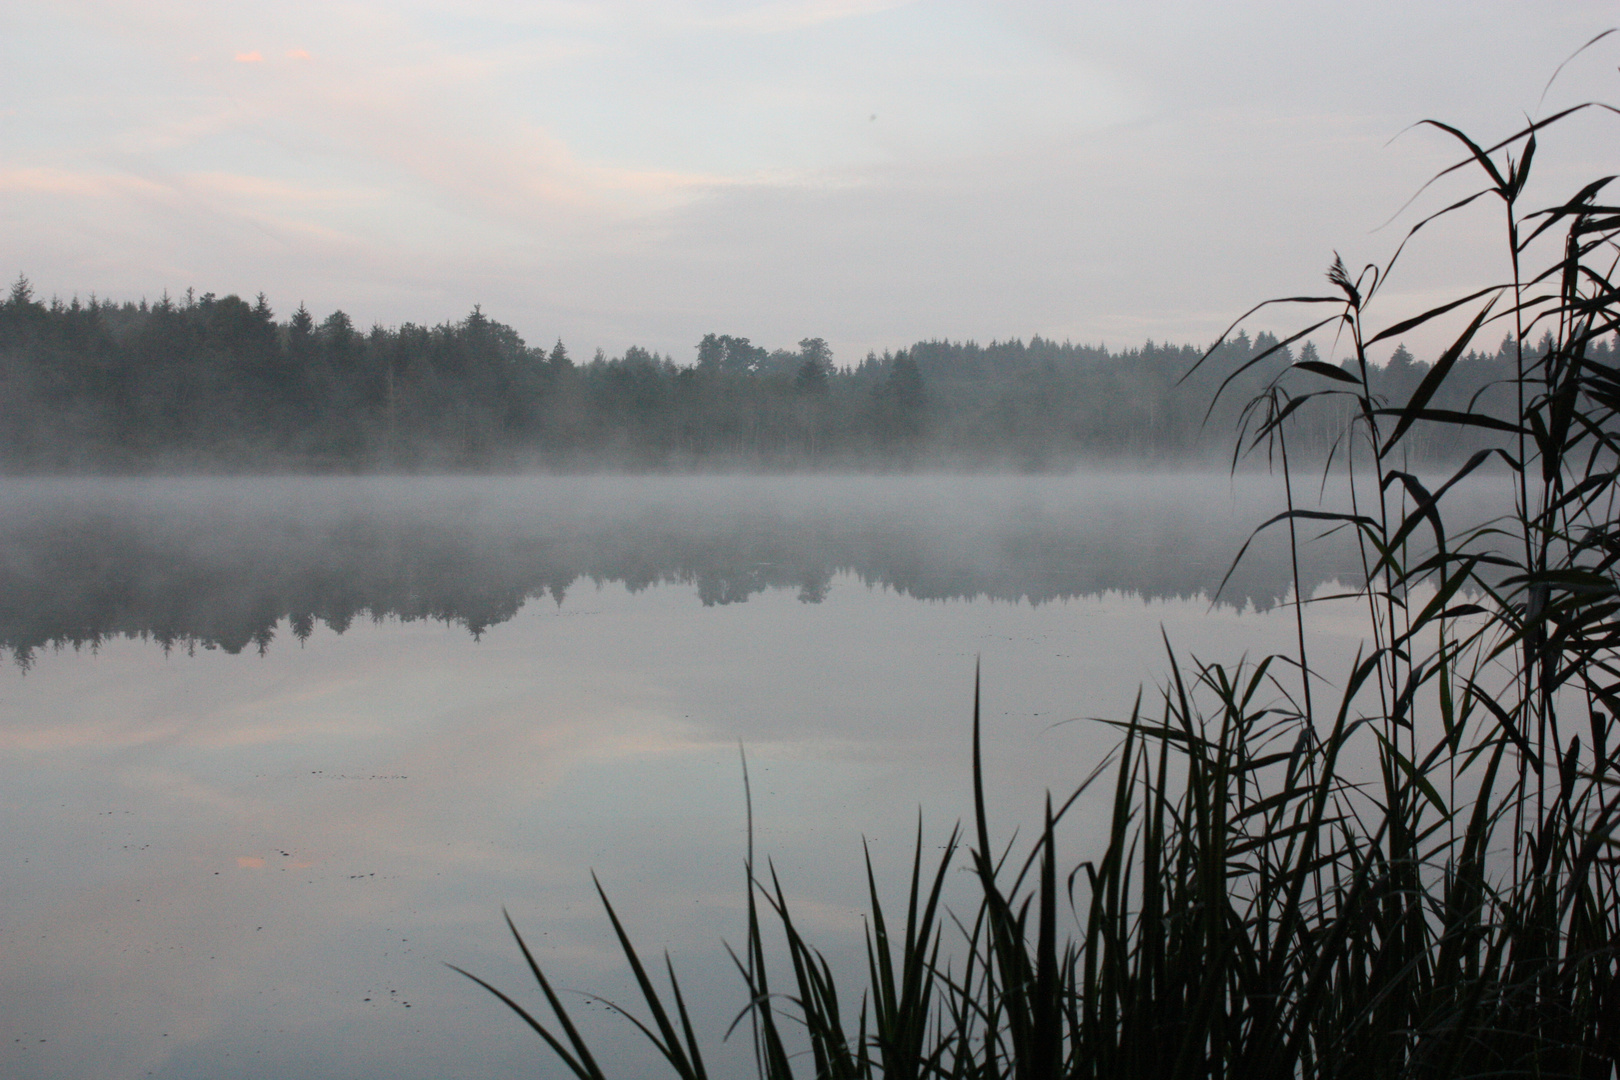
left=0, top=476, right=1465, bottom=667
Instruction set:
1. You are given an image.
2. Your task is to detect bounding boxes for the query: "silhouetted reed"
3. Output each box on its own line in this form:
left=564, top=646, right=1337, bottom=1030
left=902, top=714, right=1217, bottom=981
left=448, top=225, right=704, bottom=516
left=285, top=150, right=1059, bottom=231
left=457, top=53, right=1620, bottom=1079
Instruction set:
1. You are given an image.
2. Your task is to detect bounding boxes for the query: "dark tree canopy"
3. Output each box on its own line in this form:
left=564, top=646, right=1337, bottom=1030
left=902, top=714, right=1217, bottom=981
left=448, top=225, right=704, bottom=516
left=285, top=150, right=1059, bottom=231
left=0, top=278, right=1575, bottom=471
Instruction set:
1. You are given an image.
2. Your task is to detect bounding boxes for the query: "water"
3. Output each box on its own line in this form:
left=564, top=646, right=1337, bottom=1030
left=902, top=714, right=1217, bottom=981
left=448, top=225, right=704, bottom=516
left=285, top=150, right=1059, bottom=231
left=0, top=473, right=1435, bottom=1079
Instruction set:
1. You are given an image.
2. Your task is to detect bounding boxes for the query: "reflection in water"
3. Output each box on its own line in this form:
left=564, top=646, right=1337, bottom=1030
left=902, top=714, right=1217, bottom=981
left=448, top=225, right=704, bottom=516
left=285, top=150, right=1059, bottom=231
left=0, top=475, right=1508, bottom=1080
left=0, top=474, right=1406, bottom=666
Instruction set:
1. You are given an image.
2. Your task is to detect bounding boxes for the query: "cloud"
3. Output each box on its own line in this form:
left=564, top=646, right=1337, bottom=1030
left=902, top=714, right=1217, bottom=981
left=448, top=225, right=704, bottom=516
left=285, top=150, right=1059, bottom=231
left=182, top=171, right=381, bottom=206
left=0, top=166, right=378, bottom=219
left=6, top=0, right=1616, bottom=362
left=712, top=0, right=916, bottom=33
left=0, top=166, right=167, bottom=200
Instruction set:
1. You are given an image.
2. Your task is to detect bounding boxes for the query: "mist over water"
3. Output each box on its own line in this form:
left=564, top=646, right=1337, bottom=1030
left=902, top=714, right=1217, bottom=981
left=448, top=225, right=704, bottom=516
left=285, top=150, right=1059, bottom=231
left=0, top=472, right=1413, bottom=667
left=0, top=472, right=1510, bottom=1080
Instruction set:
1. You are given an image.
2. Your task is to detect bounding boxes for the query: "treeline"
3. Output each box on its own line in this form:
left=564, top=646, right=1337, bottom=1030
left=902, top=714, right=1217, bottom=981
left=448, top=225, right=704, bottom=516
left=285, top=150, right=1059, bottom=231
left=0, top=276, right=1591, bottom=471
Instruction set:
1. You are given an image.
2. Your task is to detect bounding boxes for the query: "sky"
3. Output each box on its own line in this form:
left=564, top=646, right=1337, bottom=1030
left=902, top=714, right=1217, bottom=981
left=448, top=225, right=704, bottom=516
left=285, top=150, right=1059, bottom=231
left=3, top=1, right=1617, bottom=366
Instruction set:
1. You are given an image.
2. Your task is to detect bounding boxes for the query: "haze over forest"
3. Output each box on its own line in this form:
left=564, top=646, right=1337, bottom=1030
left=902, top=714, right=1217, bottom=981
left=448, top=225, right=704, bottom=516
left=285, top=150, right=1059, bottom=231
left=1, top=276, right=1587, bottom=472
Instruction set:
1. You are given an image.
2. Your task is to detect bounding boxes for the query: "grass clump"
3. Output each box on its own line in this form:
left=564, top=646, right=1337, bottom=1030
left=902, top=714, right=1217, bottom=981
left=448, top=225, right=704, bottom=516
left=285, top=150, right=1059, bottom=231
left=456, top=56, right=1620, bottom=1079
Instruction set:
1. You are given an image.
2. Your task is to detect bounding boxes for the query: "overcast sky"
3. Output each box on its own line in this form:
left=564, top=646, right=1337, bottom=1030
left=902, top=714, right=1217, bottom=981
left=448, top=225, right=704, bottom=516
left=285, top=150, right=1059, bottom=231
left=3, top=1, right=1617, bottom=365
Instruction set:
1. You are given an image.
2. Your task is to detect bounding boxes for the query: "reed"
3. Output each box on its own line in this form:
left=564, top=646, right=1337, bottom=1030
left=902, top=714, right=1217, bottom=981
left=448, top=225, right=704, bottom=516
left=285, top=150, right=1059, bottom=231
left=457, top=58, right=1620, bottom=1079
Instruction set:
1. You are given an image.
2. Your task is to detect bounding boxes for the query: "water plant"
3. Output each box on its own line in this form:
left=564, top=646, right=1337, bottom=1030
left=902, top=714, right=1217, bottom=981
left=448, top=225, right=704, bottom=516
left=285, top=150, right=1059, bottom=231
left=456, top=49, right=1620, bottom=1079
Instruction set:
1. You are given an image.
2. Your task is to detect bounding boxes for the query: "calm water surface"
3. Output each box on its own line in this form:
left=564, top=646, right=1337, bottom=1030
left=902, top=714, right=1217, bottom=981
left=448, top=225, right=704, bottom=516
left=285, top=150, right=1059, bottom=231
left=0, top=474, right=1416, bottom=1079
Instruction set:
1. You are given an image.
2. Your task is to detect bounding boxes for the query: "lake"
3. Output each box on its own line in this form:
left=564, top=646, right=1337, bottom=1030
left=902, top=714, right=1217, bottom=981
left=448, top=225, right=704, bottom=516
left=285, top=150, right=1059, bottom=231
left=0, top=473, right=1440, bottom=1080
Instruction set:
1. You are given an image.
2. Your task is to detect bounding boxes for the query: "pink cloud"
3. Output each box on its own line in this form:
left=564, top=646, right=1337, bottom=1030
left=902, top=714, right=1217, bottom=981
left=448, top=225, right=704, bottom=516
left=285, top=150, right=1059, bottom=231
left=287, top=49, right=311, bottom=60
left=233, top=51, right=263, bottom=63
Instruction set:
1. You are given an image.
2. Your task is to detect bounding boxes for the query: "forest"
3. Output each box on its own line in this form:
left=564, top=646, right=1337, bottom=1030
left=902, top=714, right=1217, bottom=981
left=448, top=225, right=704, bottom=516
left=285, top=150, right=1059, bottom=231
left=0, top=274, right=1588, bottom=471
